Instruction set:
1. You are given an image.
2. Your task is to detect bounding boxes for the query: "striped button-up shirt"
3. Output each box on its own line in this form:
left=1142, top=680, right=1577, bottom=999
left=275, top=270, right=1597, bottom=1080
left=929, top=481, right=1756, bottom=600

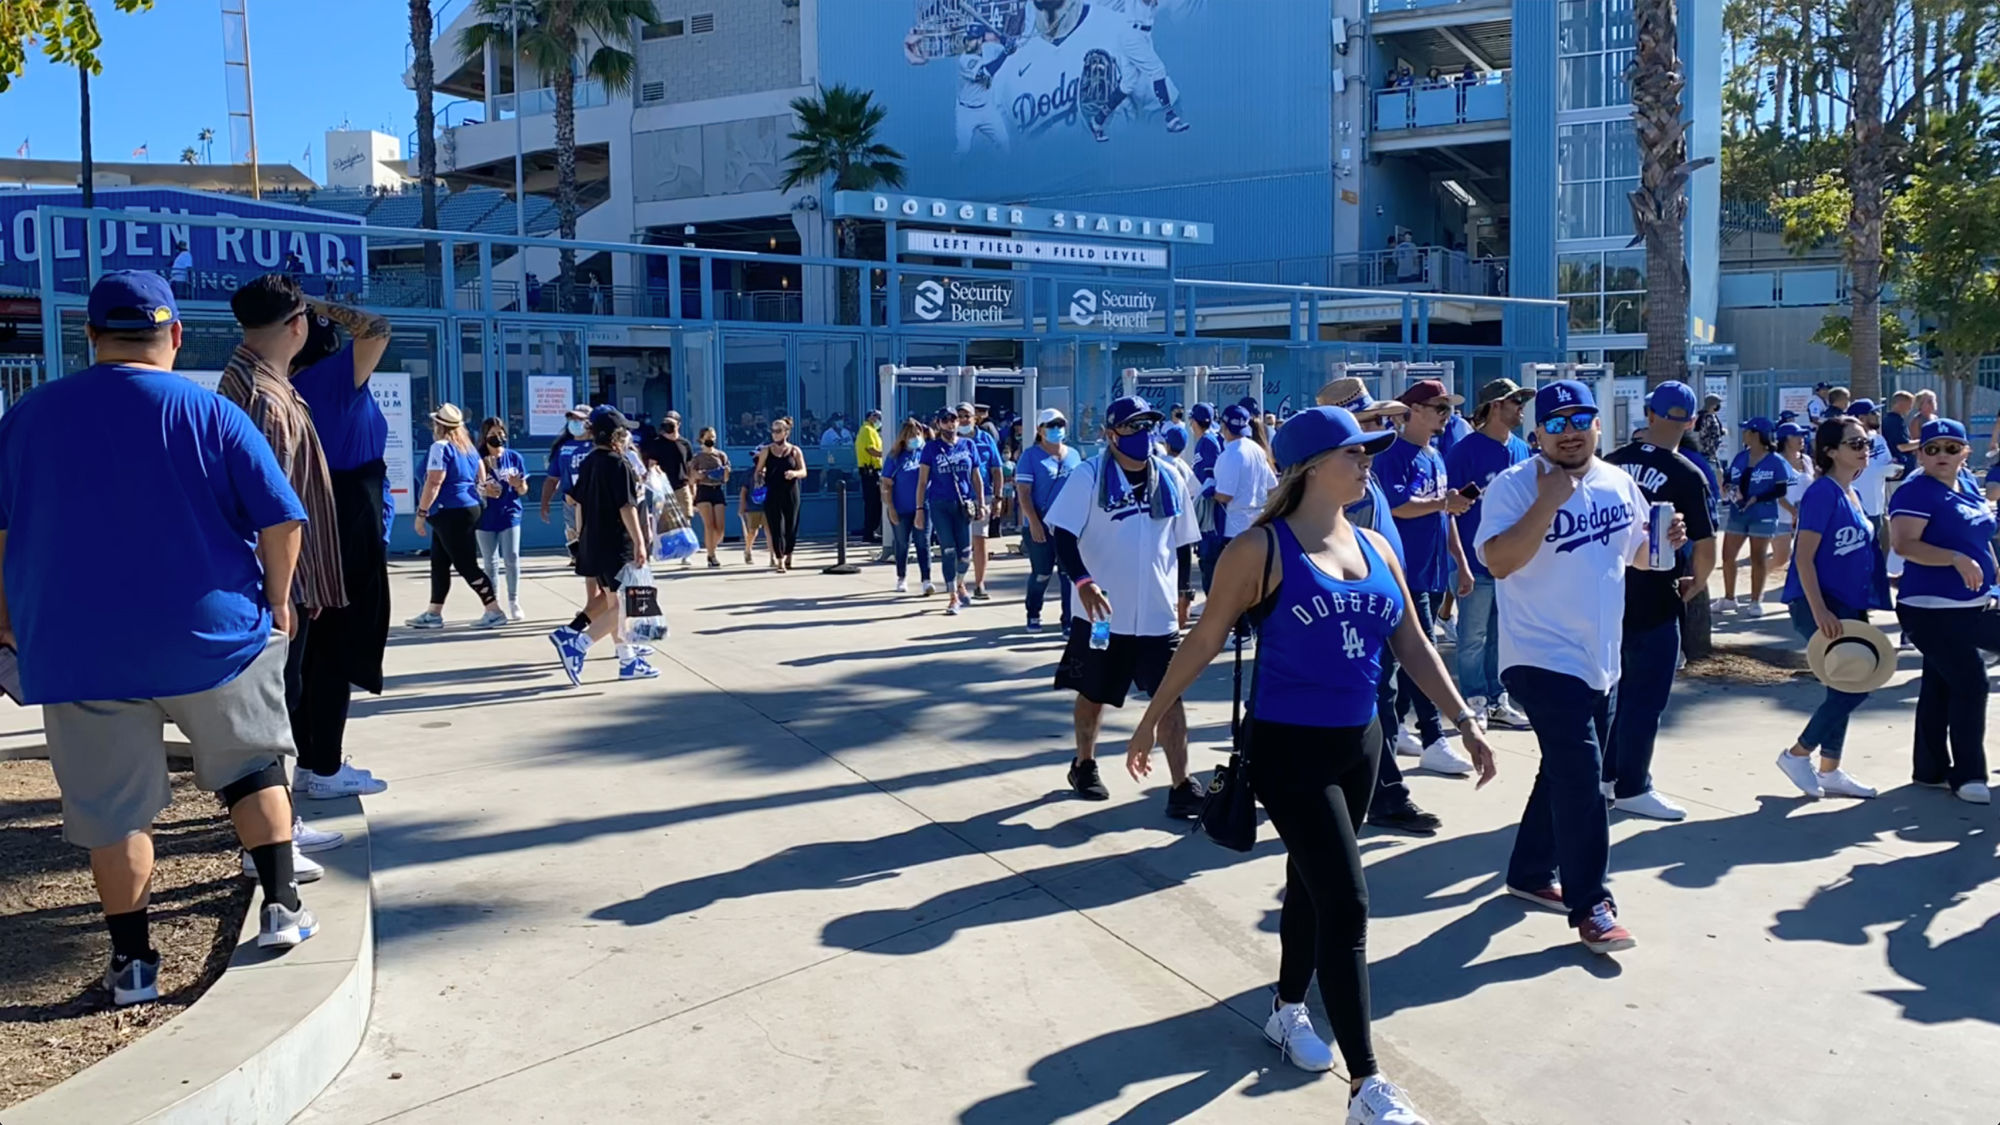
left=219, top=344, right=347, bottom=611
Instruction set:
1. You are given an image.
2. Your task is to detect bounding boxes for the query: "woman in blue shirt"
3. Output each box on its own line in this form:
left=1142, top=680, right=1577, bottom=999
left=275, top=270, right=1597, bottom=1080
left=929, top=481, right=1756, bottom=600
left=474, top=416, right=530, bottom=621
left=1767, top=421, right=1815, bottom=580
left=1775, top=418, right=1881, bottom=800
left=1890, top=418, right=1999, bottom=804
left=408, top=404, right=504, bottom=629
left=914, top=408, right=985, bottom=614
left=879, top=418, right=934, bottom=595
left=1719, top=418, right=1794, bottom=612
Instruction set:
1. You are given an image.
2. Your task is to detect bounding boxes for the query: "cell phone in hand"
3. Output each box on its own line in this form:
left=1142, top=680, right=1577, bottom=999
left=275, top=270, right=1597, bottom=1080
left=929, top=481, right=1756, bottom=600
left=1458, top=483, right=1482, bottom=500
left=0, top=644, right=22, bottom=705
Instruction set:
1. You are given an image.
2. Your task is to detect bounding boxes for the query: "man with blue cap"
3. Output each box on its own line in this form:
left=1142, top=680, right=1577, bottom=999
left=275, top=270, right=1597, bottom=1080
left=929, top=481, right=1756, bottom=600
left=1444, top=378, right=1536, bottom=733
left=1808, top=381, right=1833, bottom=425
left=1601, top=381, right=1718, bottom=821
left=1045, top=395, right=1204, bottom=815
left=1187, top=403, right=1226, bottom=591
left=1476, top=378, right=1685, bottom=955
left=0, top=272, right=323, bottom=1005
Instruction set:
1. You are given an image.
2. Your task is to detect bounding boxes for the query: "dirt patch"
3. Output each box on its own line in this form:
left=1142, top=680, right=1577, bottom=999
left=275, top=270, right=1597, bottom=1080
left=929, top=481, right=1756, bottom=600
left=0, top=759, right=252, bottom=1110
left=1681, top=649, right=1809, bottom=685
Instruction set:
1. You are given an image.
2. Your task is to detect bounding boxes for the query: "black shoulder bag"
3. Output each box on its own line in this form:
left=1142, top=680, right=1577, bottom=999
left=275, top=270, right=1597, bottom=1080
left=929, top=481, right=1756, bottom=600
left=1196, top=526, right=1277, bottom=852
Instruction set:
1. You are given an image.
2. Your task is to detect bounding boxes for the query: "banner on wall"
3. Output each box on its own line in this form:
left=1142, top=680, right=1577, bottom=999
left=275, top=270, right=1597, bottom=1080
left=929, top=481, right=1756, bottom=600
left=526, top=374, right=574, bottom=437
left=374, top=372, right=415, bottom=515
left=899, top=275, right=1022, bottom=325
left=1058, top=282, right=1168, bottom=334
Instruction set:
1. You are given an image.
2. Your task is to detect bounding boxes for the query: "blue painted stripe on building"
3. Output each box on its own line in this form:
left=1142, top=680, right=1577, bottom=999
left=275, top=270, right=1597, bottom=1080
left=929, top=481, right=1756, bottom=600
left=1508, top=0, right=1559, bottom=354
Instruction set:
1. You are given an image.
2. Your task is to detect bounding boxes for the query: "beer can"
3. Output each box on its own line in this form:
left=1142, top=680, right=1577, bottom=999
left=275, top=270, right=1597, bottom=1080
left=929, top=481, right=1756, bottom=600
left=1647, top=501, right=1676, bottom=570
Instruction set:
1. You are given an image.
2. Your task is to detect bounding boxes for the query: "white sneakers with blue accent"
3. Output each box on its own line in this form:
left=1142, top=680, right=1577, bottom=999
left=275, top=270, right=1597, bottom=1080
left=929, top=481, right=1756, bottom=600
left=258, top=901, right=319, bottom=949
left=1347, top=1075, right=1430, bottom=1124
left=104, top=953, right=160, bottom=1006
left=619, top=657, right=660, bottom=680
left=550, top=627, right=591, bottom=686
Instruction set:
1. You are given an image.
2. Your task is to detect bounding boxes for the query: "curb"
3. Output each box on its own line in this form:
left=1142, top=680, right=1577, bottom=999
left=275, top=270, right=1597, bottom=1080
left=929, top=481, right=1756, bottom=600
left=7, top=796, right=373, bottom=1125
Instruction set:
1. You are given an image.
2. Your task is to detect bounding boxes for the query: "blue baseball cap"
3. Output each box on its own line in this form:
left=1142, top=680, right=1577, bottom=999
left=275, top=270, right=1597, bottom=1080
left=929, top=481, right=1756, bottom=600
left=1848, top=398, right=1878, bottom=417
left=87, top=269, right=178, bottom=330
left=1813, top=381, right=1832, bottom=391
left=1162, top=426, right=1188, bottom=455
left=1740, top=416, right=1774, bottom=435
left=1220, top=403, right=1253, bottom=433
left=1777, top=410, right=1800, bottom=423
left=1535, top=379, right=1596, bottom=416
left=1775, top=421, right=1812, bottom=440
left=1188, top=403, right=1214, bottom=425
left=1105, top=395, right=1162, bottom=428
left=1272, top=406, right=1396, bottom=471
left=1920, top=418, right=1969, bottom=443
left=1645, top=380, right=1698, bottom=421
left=1237, top=395, right=1261, bottom=414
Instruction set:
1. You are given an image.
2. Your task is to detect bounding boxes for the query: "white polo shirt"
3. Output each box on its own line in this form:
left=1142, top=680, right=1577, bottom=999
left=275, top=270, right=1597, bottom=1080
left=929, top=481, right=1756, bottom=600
left=1213, top=437, right=1278, bottom=539
left=1474, top=457, right=1649, bottom=692
left=1046, top=454, right=1203, bottom=637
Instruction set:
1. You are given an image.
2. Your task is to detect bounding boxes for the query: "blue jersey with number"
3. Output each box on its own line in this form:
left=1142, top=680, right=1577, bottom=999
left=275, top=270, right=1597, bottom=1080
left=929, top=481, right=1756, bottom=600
left=1253, top=520, right=1405, bottom=728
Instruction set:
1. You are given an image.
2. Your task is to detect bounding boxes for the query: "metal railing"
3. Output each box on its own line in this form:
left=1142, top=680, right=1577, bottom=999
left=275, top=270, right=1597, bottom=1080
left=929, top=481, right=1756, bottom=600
left=1370, top=0, right=1507, bottom=11
left=1372, top=70, right=1511, bottom=132
left=495, top=80, right=611, bottom=119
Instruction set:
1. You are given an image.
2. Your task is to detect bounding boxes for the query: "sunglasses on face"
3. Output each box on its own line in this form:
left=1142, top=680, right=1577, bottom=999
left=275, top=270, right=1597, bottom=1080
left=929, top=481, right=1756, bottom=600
left=1113, top=419, right=1157, bottom=435
left=1923, top=442, right=1966, bottom=457
left=1539, top=410, right=1599, bottom=435
left=1838, top=437, right=1870, bottom=452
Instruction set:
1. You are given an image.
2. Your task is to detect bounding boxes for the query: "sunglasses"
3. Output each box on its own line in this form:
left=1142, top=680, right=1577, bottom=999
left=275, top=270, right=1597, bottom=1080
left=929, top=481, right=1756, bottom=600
left=1922, top=442, right=1966, bottom=457
left=1113, top=419, right=1158, bottom=435
left=1838, top=437, right=1870, bottom=452
left=1539, top=410, right=1599, bottom=435
left=1421, top=402, right=1452, bottom=417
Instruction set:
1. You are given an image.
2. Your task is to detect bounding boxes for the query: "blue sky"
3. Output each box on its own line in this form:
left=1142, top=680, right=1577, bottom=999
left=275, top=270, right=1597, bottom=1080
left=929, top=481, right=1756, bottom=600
left=4, top=1, right=428, bottom=181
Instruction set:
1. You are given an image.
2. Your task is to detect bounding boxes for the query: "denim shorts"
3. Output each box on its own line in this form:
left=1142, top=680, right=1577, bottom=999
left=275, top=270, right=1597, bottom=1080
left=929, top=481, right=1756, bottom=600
left=1723, top=506, right=1779, bottom=538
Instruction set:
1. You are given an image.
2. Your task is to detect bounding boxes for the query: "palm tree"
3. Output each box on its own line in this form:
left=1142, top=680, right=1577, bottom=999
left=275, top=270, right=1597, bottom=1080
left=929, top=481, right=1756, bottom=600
left=198, top=126, right=215, bottom=164
left=410, top=0, right=440, bottom=292
left=1844, top=0, right=1891, bottom=401
left=779, top=84, right=907, bottom=260
left=460, top=0, right=658, bottom=309
left=179, top=146, right=199, bottom=165
left=1626, top=0, right=1710, bottom=390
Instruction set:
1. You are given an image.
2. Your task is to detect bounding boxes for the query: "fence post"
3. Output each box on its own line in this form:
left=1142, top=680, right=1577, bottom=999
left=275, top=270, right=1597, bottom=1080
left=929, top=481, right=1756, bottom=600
left=822, top=474, right=859, bottom=575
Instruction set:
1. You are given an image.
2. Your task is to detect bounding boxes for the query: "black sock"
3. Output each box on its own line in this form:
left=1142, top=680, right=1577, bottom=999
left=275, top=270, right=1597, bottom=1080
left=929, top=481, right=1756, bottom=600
left=105, top=909, right=153, bottom=961
left=569, top=612, right=591, bottom=632
left=249, top=842, right=302, bottom=910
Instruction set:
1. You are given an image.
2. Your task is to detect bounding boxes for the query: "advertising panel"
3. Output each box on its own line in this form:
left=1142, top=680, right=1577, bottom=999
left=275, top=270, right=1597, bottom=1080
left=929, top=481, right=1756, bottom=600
left=1058, top=281, right=1167, bottom=334
left=820, top=0, right=1332, bottom=201
left=900, top=275, right=1023, bottom=325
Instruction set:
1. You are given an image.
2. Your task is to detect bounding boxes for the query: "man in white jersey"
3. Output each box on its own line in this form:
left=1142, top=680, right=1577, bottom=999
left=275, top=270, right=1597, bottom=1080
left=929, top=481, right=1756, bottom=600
left=1475, top=379, right=1683, bottom=958
left=998, top=0, right=1131, bottom=141
left=955, top=26, right=1011, bottom=153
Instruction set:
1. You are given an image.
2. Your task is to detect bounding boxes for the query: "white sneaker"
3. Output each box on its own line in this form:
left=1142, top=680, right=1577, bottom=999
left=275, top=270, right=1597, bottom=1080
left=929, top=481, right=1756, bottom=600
left=404, top=610, right=444, bottom=629
left=922, top=581, right=938, bottom=596
left=1957, top=782, right=1992, bottom=805
left=302, top=762, right=388, bottom=799
left=1393, top=727, right=1422, bottom=758
left=1600, top=779, right=1615, bottom=801
left=292, top=816, right=344, bottom=853
left=1817, top=768, right=1878, bottom=799
left=1263, top=1001, right=1333, bottom=1072
left=894, top=578, right=908, bottom=593
left=1347, top=1074, right=1430, bottom=1125
left=1435, top=617, right=1457, bottom=645
left=1776, top=751, right=1823, bottom=798
left=1611, top=789, right=1688, bottom=821
left=1464, top=695, right=1488, bottom=716
left=508, top=602, right=525, bottom=621
left=1418, top=738, right=1473, bottom=777
left=1487, top=694, right=1531, bottom=730
left=240, top=845, right=323, bottom=883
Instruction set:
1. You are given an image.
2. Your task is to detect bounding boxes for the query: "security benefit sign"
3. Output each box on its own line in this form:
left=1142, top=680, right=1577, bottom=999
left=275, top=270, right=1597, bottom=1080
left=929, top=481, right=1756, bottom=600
left=900, top=275, right=1022, bottom=326
left=1059, top=282, right=1167, bottom=335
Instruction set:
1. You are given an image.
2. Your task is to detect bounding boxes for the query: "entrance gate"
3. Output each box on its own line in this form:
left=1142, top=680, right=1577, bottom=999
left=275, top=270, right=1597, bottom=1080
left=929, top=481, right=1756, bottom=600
left=1520, top=362, right=1614, bottom=452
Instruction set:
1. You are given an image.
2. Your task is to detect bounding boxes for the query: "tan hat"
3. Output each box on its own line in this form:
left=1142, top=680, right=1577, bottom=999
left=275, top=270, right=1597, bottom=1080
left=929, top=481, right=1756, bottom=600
left=1806, top=620, right=1898, bottom=694
left=1316, top=377, right=1409, bottom=418
left=430, top=403, right=465, bottom=428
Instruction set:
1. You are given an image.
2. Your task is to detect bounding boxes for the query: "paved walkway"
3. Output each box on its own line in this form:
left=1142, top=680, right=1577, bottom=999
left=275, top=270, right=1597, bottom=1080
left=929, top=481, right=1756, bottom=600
left=291, top=547, right=1999, bottom=1124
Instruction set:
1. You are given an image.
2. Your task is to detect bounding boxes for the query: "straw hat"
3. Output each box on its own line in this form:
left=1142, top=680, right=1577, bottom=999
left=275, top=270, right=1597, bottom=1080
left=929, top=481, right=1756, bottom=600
left=1806, top=620, right=1898, bottom=694
left=430, top=403, right=465, bottom=429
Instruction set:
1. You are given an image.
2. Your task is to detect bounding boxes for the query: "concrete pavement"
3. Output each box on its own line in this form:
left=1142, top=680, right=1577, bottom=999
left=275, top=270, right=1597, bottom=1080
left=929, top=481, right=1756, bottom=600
left=291, top=547, right=1999, bottom=1124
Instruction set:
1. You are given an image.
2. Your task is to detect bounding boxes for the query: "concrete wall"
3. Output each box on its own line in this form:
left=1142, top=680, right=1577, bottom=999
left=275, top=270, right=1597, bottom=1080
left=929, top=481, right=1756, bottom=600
left=1717, top=305, right=1849, bottom=373
left=636, top=0, right=803, bottom=105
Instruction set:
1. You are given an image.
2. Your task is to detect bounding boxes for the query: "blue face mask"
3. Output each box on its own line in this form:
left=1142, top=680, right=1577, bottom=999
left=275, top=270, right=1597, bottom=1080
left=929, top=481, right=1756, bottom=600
left=1045, top=427, right=1066, bottom=445
left=567, top=420, right=585, bottom=437
left=1114, top=430, right=1154, bottom=460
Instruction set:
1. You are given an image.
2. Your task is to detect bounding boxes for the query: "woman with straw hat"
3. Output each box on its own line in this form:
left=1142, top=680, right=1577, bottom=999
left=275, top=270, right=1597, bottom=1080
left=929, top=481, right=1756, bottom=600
left=407, top=403, right=505, bottom=629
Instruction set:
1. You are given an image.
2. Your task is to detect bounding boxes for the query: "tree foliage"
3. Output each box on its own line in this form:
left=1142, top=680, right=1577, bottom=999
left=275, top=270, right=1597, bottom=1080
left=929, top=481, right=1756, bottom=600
left=779, top=85, right=908, bottom=196
left=0, top=0, right=152, bottom=94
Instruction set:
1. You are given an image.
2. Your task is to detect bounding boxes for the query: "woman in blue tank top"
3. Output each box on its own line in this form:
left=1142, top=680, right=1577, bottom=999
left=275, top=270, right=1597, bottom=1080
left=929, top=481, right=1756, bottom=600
left=1125, top=406, right=1496, bottom=1125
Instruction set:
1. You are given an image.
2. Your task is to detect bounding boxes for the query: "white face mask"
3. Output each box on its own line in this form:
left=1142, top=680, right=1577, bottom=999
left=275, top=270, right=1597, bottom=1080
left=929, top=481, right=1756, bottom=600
left=957, top=424, right=974, bottom=436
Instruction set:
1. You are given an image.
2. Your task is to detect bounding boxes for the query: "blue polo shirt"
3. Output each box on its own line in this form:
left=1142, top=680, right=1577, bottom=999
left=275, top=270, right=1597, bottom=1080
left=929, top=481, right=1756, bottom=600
left=1891, top=472, right=1998, bottom=604
left=551, top=438, right=592, bottom=499
left=919, top=438, right=980, bottom=505
left=1443, top=430, right=1530, bottom=579
left=1880, top=409, right=1912, bottom=473
left=1375, top=435, right=1453, bottom=593
left=0, top=364, right=307, bottom=703
left=971, top=430, right=1003, bottom=488
left=1016, top=443, right=1082, bottom=519
left=1434, top=412, right=1473, bottom=459
left=1780, top=476, right=1877, bottom=611
left=885, top=446, right=924, bottom=515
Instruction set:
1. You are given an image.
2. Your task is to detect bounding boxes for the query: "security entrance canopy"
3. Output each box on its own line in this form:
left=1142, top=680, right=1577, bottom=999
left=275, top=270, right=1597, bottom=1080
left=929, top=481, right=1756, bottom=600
left=877, top=364, right=1038, bottom=426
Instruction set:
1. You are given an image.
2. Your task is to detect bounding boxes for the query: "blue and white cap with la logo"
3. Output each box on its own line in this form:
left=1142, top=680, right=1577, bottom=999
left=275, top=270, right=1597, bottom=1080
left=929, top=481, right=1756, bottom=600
left=1535, top=378, right=1596, bottom=416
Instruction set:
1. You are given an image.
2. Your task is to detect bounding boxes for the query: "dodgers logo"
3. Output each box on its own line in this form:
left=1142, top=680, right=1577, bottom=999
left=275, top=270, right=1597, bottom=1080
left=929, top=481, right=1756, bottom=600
left=1555, top=385, right=1574, bottom=403
left=1068, top=287, right=1098, bottom=326
left=913, top=280, right=945, bottom=321
left=1830, top=524, right=1871, bottom=557
left=1546, top=501, right=1636, bottom=554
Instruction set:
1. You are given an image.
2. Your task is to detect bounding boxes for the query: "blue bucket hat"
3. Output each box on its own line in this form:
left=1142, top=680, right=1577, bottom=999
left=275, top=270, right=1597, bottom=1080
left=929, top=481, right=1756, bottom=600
left=1272, top=406, right=1397, bottom=471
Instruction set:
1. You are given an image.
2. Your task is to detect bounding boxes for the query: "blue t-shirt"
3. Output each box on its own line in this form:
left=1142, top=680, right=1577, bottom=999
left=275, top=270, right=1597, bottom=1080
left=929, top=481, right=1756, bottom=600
left=1374, top=436, right=1453, bottom=593
left=885, top=446, right=925, bottom=514
left=1443, top=431, right=1531, bottom=579
left=1891, top=472, right=1998, bottom=604
left=919, top=438, right=980, bottom=505
left=1434, top=412, right=1473, bottom=459
left=1880, top=409, right=1912, bottom=473
left=425, top=440, right=483, bottom=514
left=551, top=438, right=593, bottom=499
left=292, top=343, right=391, bottom=540
left=971, top=431, right=1003, bottom=486
left=1346, top=477, right=1405, bottom=566
left=1731, top=450, right=1795, bottom=522
left=477, top=447, right=527, bottom=531
left=1192, top=431, right=1223, bottom=491
left=1016, top=443, right=1083, bottom=519
left=1780, top=476, right=1877, bottom=611
left=0, top=364, right=307, bottom=703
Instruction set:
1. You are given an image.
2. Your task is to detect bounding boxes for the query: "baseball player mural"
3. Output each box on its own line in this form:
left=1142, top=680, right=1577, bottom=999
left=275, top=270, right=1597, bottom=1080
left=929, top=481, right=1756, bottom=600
left=904, top=0, right=1195, bottom=148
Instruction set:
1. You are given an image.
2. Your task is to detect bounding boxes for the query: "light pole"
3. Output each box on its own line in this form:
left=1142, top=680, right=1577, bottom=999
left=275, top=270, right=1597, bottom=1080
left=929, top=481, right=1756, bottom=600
left=504, top=0, right=534, bottom=240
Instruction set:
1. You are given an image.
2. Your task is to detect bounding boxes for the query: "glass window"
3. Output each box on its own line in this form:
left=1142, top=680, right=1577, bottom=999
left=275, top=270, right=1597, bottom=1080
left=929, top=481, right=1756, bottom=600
left=795, top=336, right=859, bottom=446
left=1559, top=0, right=1603, bottom=53
left=1558, top=253, right=1603, bottom=294
left=1605, top=296, right=1645, bottom=335
left=1603, top=182, right=1639, bottom=239
left=1605, top=49, right=1636, bottom=105
left=1558, top=124, right=1604, bottom=181
left=1603, top=249, right=1647, bottom=291
left=1559, top=184, right=1602, bottom=240
left=1568, top=296, right=1603, bottom=334
left=1559, top=56, right=1603, bottom=111
left=1559, top=0, right=1634, bottom=110
left=722, top=333, right=789, bottom=447
left=1605, top=122, right=1640, bottom=178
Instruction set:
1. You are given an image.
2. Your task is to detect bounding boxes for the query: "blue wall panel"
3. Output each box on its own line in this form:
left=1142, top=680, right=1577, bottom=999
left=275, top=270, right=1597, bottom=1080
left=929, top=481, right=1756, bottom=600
left=1033, top=172, right=1335, bottom=270
left=1507, top=0, right=1559, bottom=353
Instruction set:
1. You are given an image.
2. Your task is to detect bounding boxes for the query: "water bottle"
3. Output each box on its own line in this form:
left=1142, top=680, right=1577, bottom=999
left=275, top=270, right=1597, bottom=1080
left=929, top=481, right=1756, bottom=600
left=1089, top=618, right=1111, bottom=651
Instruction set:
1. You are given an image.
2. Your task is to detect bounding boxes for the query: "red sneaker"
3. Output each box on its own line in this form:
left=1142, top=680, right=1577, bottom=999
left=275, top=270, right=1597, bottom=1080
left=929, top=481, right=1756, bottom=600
left=1578, top=902, right=1636, bottom=954
left=1504, top=883, right=1565, bottom=913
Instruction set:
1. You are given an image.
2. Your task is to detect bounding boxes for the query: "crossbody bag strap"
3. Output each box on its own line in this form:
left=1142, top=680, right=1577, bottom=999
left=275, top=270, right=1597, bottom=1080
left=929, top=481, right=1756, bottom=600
left=1232, top=525, right=1279, bottom=763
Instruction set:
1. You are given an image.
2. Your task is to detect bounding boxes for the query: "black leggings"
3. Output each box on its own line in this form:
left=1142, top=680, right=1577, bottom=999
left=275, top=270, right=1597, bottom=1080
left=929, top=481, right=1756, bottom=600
left=764, top=489, right=802, bottom=559
left=1247, top=717, right=1382, bottom=1080
left=427, top=505, right=494, bottom=606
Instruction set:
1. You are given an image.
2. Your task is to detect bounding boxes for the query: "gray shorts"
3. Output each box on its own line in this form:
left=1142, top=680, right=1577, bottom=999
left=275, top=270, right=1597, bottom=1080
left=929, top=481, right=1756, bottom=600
left=44, top=635, right=295, bottom=849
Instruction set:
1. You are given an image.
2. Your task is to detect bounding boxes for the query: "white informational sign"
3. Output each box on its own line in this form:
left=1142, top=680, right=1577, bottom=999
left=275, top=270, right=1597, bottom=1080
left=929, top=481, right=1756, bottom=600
left=372, top=371, right=416, bottom=515
left=180, top=369, right=223, bottom=393
left=1778, top=387, right=1814, bottom=418
left=526, top=374, right=573, bottom=437
left=902, top=230, right=1169, bottom=269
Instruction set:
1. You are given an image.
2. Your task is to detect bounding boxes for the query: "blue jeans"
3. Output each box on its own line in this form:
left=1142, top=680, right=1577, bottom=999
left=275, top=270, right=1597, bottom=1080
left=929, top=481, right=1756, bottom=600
left=889, top=510, right=931, bottom=583
left=1455, top=574, right=1501, bottom=703
left=1395, top=590, right=1443, bottom=744
left=1022, top=533, right=1070, bottom=623
left=1502, top=665, right=1614, bottom=925
left=926, top=500, right=971, bottom=589
left=1786, top=597, right=1869, bottom=758
left=1603, top=617, right=1679, bottom=799
left=1197, top=529, right=1224, bottom=593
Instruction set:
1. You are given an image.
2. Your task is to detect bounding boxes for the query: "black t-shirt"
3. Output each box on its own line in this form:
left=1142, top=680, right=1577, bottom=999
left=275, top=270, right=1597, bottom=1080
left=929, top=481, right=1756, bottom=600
left=642, top=435, right=693, bottom=489
left=1606, top=440, right=1718, bottom=630
left=572, top=447, right=638, bottom=578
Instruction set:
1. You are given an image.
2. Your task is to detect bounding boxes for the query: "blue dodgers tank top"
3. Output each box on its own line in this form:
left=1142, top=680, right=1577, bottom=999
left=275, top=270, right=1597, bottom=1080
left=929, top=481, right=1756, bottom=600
left=1253, top=519, right=1405, bottom=728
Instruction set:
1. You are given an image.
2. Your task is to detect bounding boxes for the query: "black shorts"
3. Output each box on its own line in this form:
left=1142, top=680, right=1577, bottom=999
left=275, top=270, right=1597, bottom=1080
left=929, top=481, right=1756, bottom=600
left=1054, top=618, right=1178, bottom=708
left=694, top=484, right=726, bottom=506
